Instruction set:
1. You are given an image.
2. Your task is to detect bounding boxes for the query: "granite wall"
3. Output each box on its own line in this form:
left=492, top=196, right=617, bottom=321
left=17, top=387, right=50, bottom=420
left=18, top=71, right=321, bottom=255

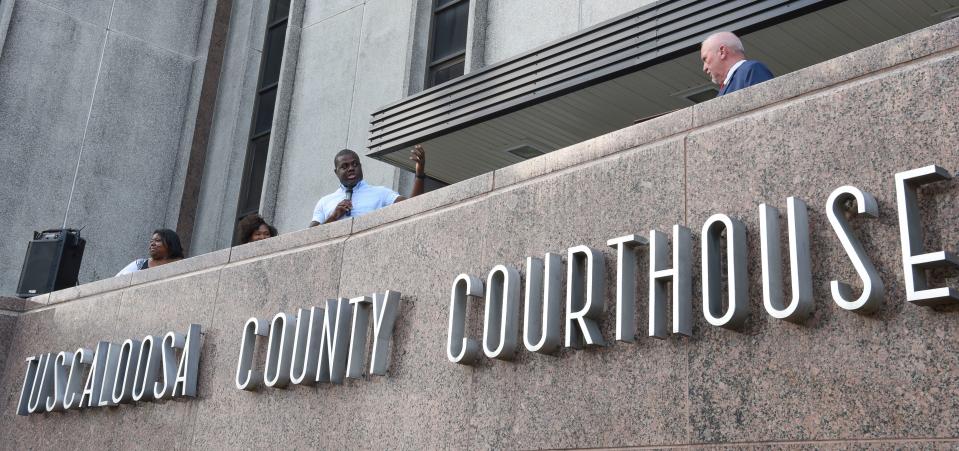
left=0, top=18, right=957, bottom=449
left=0, top=0, right=216, bottom=293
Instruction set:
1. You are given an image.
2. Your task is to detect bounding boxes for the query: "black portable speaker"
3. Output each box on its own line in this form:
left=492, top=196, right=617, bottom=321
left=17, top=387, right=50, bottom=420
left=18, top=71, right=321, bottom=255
left=16, top=229, right=86, bottom=298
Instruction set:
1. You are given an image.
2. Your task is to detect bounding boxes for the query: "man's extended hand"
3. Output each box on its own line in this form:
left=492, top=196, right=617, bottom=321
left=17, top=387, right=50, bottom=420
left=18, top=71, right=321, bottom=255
left=396, top=144, right=427, bottom=203
left=411, top=144, right=426, bottom=177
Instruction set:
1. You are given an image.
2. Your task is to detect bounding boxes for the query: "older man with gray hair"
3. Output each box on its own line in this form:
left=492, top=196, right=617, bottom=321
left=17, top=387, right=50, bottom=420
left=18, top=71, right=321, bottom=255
left=700, top=31, right=774, bottom=96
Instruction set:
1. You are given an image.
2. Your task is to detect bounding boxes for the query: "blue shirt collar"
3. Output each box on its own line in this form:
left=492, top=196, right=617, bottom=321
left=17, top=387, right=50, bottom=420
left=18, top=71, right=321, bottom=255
left=340, top=179, right=367, bottom=192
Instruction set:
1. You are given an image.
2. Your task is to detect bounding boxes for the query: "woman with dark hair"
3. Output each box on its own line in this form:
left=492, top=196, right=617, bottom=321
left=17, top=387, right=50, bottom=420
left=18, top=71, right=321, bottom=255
left=115, top=229, right=185, bottom=276
left=236, top=213, right=278, bottom=244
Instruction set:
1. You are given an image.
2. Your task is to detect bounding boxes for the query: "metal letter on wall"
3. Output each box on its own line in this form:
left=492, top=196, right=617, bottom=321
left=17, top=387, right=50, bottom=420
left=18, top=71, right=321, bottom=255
left=523, top=254, right=562, bottom=354
left=447, top=274, right=483, bottom=364
left=316, top=298, right=354, bottom=384
left=132, top=337, right=159, bottom=401
left=26, top=354, right=50, bottom=414
left=649, top=226, right=692, bottom=338
left=16, top=356, right=39, bottom=416
left=264, top=313, right=295, bottom=388
left=63, top=348, right=92, bottom=409
left=291, top=308, right=321, bottom=384
left=759, top=198, right=813, bottom=322
left=154, top=332, right=184, bottom=400
left=32, top=353, right=55, bottom=413
left=702, top=214, right=749, bottom=329
left=174, top=324, right=202, bottom=397
left=236, top=318, right=267, bottom=390
left=483, top=265, right=520, bottom=360
left=346, top=296, right=373, bottom=379
left=110, top=339, right=141, bottom=404
left=895, top=165, right=959, bottom=306
left=826, top=186, right=884, bottom=312
left=17, top=325, right=205, bottom=415
left=369, top=290, right=401, bottom=376
left=565, top=246, right=606, bottom=348
left=46, top=351, right=72, bottom=412
left=607, top=235, right=648, bottom=342
left=97, top=343, right=121, bottom=407
left=80, top=342, right=109, bottom=408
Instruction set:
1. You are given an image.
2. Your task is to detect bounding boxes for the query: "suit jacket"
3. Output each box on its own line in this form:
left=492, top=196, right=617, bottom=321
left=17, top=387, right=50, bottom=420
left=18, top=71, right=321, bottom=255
left=718, top=60, right=774, bottom=96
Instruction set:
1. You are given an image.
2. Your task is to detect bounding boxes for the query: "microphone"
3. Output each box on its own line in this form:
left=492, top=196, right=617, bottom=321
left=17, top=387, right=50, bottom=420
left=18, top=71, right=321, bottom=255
left=343, top=187, right=353, bottom=217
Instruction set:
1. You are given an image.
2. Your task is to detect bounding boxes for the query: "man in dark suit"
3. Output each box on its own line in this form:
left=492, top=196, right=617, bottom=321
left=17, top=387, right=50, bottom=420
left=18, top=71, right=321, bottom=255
left=700, top=31, right=774, bottom=96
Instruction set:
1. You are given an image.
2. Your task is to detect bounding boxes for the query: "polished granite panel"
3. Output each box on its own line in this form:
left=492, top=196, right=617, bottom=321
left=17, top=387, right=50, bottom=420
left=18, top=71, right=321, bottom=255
left=330, top=196, right=494, bottom=449
left=494, top=109, right=692, bottom=189
left=0, top=18, right=957, bottom=450
left=0, top=292, right=123, bottom=449
left=109, top=270, right=221, bottom=450
left=469, top=138, right=688, bottom=449
left=189, top=241, right=347, bottom=449
left=683, top=50, right=959, bottom=444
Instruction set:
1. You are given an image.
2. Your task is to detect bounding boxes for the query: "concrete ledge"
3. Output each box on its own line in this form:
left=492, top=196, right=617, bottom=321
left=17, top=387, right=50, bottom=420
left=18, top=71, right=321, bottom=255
left=692, top=17, right=959, bottom=128
left=0, top=296, right=30, bottom=312
left=229, top=217, right=352, bottom=262
left=48, top=273, right=134, bottom=305
left=492, top=107, right=693, bottom=189
left=130, top=248, right=232, bottom=285
left=352, top=172, right=495, bottom=233
left=0, top=296, right=45, bottom=312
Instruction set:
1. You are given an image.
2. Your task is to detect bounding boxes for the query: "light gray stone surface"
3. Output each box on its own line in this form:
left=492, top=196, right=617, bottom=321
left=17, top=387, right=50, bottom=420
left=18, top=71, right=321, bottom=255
left=191, top=0, right=264, bottom=255
left=483, top=0, right=580, bottom=65
left=403, top=0, right=433, bottom=95
left=68, top=32, right=195, bottom=283
left=273, top=5, right=363, bottom=233
left=343, top=0, right=416, bottom=191
left=109, top=0, right=208, bottom=56
left=1, top=16, right=958, bottom=451
left=30, top=0, right=115, bottom=26
left=302, top=0, right=363, bottom=29
left=0, top=0, right=215, bottom=296
left=464, top=0, right=488, bottom=72
left=579, top=0, right=657, bottom=28
left=258, top=1, right=303, bottom=224
left=162, top=0, right=219, bottom=236
left=0, top=1, right=105, bottom=295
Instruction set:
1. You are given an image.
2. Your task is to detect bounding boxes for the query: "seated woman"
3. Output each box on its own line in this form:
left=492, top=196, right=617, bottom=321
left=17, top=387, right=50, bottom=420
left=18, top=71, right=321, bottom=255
left=116, top=229, right=185, bottom=276
left=236, top=213, right=278, bottom=244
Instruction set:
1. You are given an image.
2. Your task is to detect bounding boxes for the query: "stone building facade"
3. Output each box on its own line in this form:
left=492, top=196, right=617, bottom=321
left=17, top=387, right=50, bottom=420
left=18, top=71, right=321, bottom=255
left=0, top=8, right=957, bottom=446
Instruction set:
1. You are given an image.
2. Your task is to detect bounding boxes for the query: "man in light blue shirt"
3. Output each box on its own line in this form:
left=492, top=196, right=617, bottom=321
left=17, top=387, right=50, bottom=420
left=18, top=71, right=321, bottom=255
left=310, top=146, right=426, bottom=226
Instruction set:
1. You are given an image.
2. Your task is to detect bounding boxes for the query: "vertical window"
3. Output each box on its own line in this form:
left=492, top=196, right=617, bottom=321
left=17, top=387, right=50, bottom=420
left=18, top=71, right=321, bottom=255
left=425, top=0, right=469, bottom=88
left=234, top=0, right=290, bottom=243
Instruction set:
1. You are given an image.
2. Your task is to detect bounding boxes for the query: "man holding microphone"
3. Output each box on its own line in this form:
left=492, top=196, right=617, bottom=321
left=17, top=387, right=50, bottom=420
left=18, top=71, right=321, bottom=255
left=309, top=145, right=426, bottom=226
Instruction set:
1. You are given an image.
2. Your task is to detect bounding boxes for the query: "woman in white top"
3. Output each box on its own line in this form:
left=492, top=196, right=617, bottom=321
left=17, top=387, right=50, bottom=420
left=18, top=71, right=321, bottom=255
left=116, top=229, right=184, bottom=276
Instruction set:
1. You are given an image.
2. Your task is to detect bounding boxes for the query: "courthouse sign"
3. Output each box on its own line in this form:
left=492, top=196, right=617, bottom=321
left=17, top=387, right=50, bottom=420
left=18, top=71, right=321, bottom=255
left=446, top=165, right=959, bottom=364
left=13, top=165, right=959, bottom=415
left=17, top=324, right=201, bottom=415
